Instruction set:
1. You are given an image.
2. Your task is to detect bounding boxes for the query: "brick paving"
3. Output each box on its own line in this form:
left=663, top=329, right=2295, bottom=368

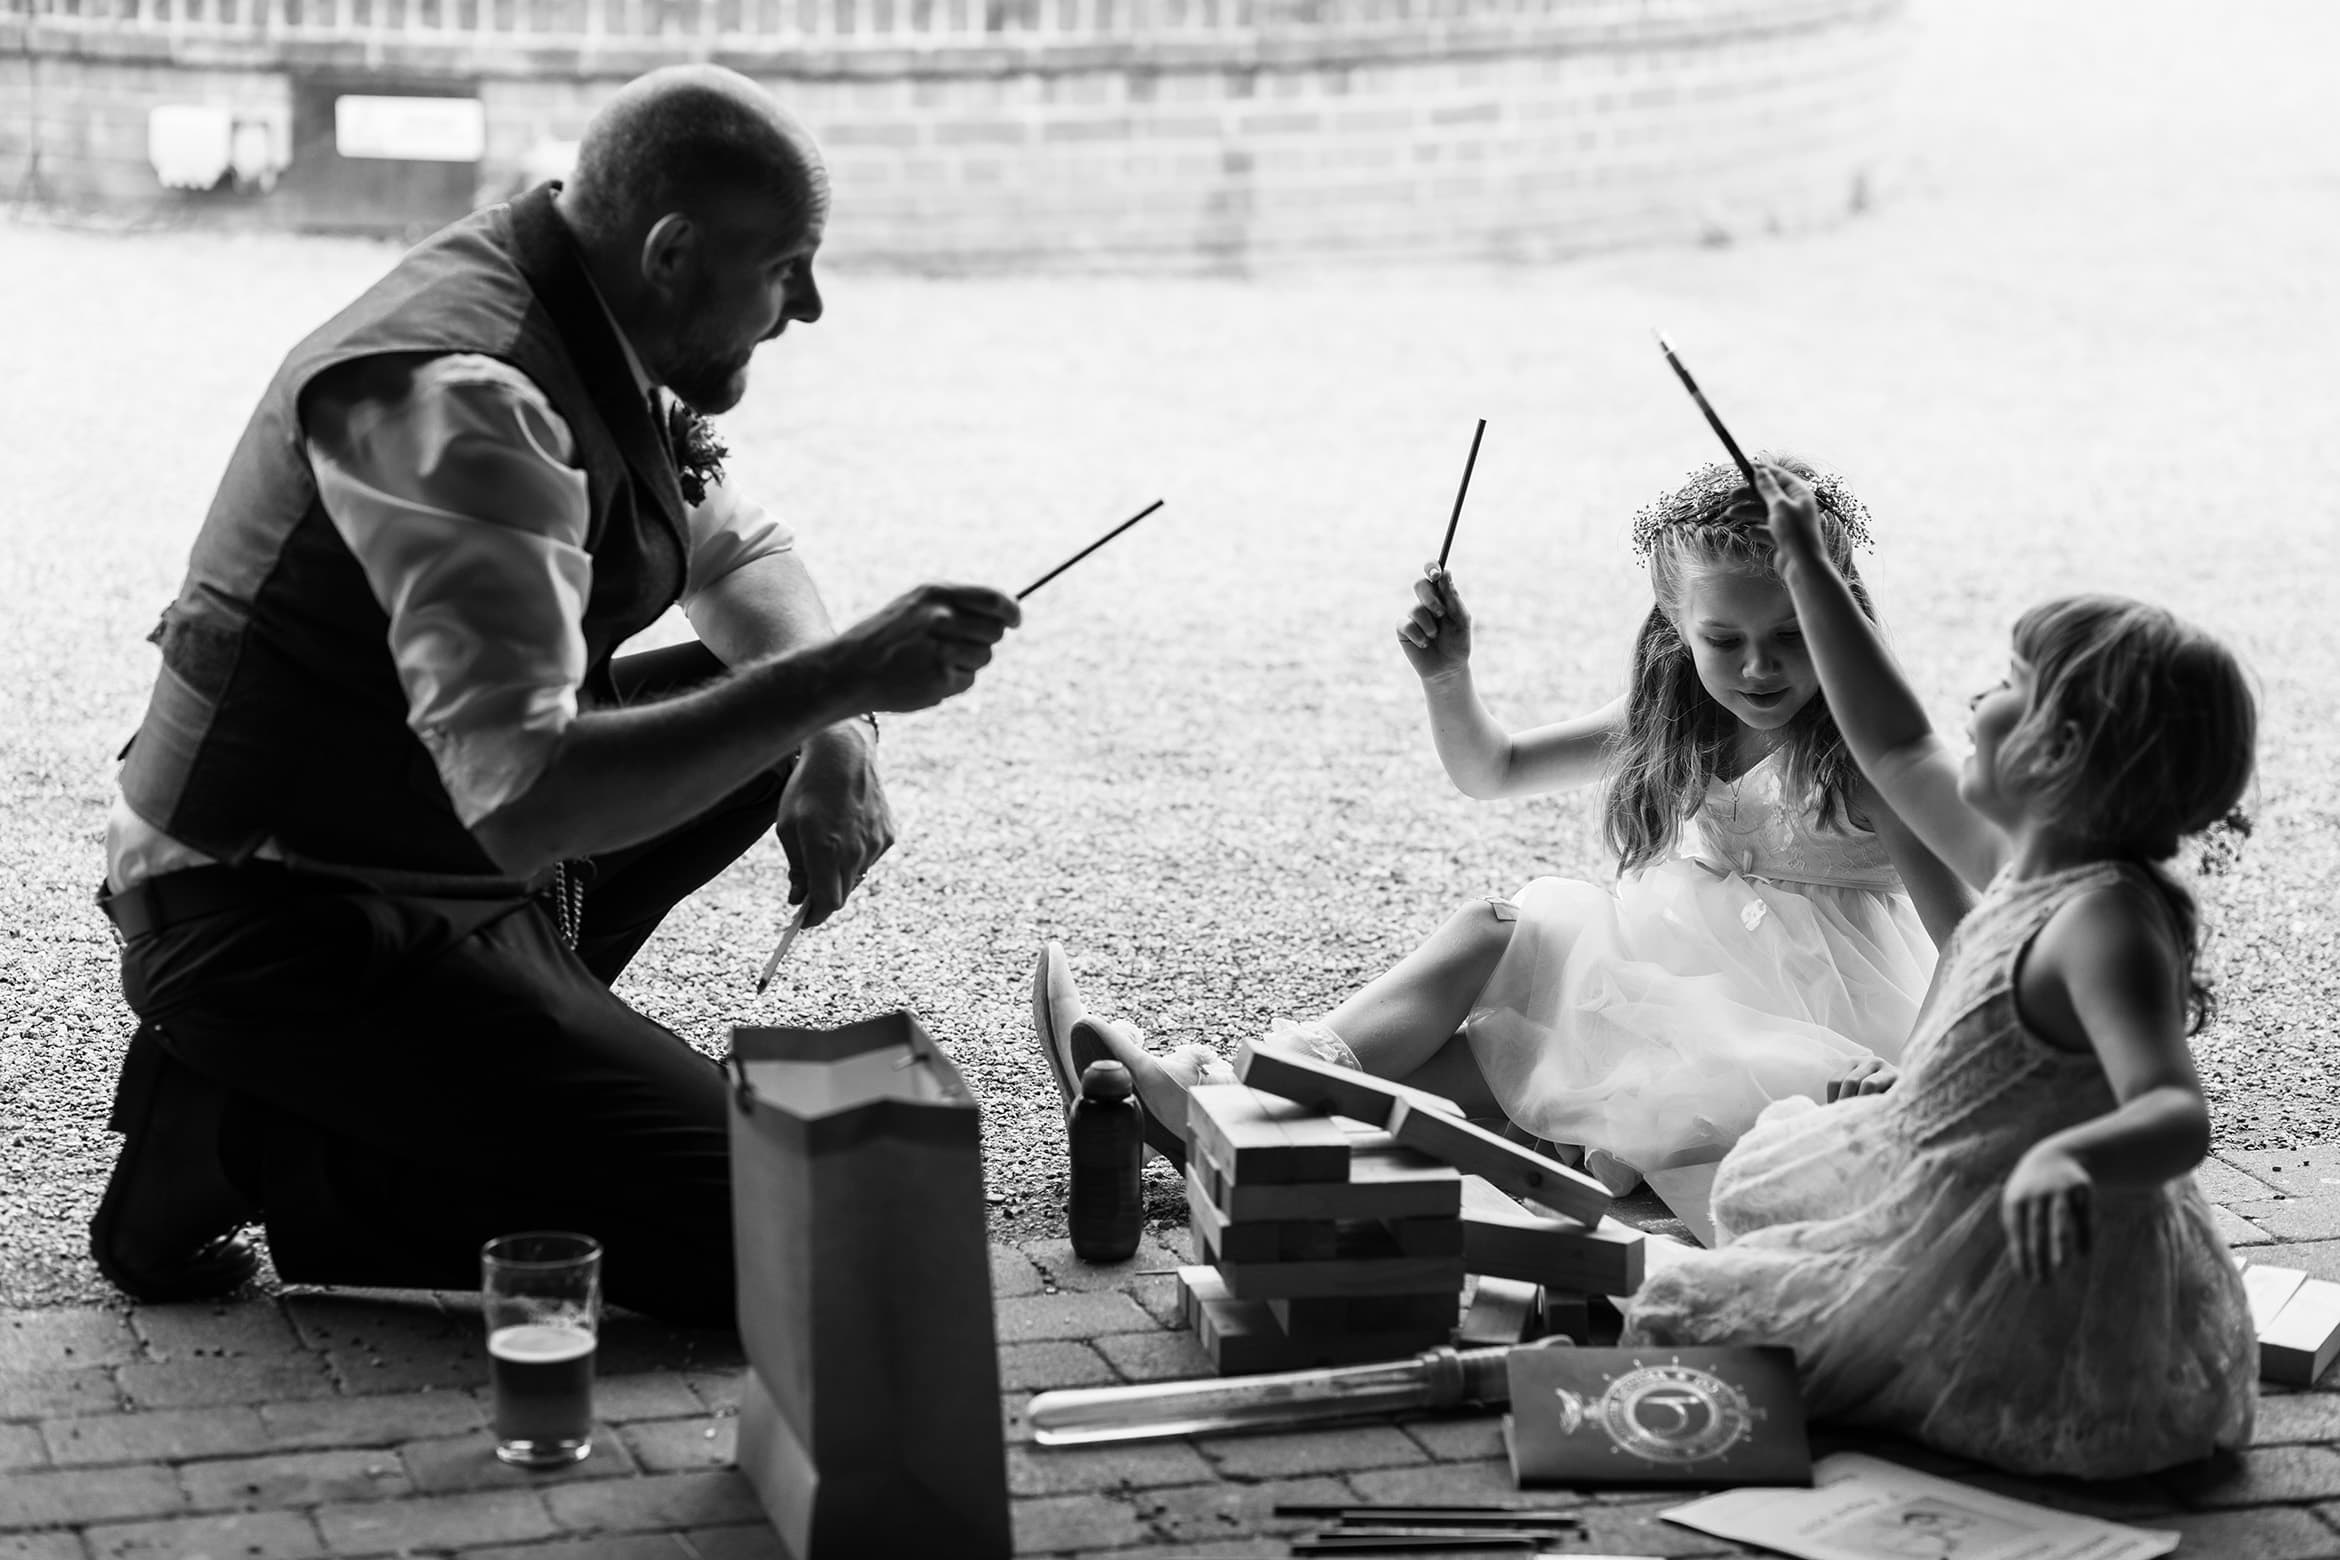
left=5, top=1159, right=2340, bottom=1558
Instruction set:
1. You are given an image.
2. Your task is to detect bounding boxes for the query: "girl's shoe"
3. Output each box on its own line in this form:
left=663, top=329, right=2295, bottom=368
left=1031, top=943, right=1196, bottom=1170
left=1584, top=1148, right=1645, bottom=1197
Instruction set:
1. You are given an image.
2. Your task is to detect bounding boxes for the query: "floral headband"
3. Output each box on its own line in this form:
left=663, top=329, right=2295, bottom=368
left=1630, top=456, right=1875, bottom=562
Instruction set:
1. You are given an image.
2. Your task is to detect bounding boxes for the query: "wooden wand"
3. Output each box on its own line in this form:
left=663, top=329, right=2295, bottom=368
left=1653, top=331, right=1761, bottom=495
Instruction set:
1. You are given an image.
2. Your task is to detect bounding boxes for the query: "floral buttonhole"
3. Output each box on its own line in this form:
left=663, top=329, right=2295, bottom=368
left=666, top=399, right=729, bottom=507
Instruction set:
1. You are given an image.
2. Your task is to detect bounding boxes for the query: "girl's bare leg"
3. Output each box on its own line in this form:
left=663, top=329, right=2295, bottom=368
left=1315, top=901, right=1513, bottom=1117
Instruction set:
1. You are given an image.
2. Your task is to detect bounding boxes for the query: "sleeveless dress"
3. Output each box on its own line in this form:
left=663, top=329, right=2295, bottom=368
left=1623, top=860, right=2256, bottom=1479
left=1461, top=748, right=1936, bottom=1175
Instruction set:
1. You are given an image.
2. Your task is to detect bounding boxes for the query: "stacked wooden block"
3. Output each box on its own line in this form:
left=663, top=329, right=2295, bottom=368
left=2238, top=1255, right=2340, bottom=1386
left=1175, top=1041, right=1649, bottom=1374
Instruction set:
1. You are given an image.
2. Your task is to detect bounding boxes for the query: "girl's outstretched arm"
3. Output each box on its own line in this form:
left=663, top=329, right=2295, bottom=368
left=1754, top=464, right=2005, bottom=888
left=1399, top=564, right=1625, bottom=800
left=2001, top=880, right=2212, bottom=1281
left=1855, top=780, right=1975, bottom=946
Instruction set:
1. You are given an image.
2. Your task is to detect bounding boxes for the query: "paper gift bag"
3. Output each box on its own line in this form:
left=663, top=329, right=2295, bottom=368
left=727, top=1013, right=1009, bottom=1560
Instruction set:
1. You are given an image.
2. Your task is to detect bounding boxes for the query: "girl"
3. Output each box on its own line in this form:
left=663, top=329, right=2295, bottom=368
left=1035, top=454, right=1967, bottom=1190
left=1624, top=462, right=2259, bottom=1478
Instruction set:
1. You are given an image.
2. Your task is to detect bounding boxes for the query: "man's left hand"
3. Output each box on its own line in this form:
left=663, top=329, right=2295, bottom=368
left=774, top=722, right=894, bottom=927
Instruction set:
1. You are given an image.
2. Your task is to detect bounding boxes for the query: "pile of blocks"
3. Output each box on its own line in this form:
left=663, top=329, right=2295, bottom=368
left=2238, top=1255, right=2340, bottom=1386
left=1175, top=1041, right=1649, bottom=1374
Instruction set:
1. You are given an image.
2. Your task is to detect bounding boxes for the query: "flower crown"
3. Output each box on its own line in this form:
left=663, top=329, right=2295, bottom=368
left=1630, top=455, right=1875, bottom=562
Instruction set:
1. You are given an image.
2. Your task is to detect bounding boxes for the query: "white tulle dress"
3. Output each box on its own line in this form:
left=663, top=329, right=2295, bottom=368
left=1622, top=860, right=2255, bottom=1478
left=1461, top=748, right=1936, bottom=1176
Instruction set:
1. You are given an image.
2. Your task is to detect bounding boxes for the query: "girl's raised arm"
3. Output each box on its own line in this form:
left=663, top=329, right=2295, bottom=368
left=1754, top=464, right=2006, bottom=889
left=1400, top=566, right=1626, bottom=800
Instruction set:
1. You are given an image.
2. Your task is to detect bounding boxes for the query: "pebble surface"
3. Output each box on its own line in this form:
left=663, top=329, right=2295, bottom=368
left=2, top=0, right=2333, bottom=1305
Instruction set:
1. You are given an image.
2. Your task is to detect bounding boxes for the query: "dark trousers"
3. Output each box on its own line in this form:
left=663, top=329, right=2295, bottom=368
left=107, top=644, right=783, bottom=1329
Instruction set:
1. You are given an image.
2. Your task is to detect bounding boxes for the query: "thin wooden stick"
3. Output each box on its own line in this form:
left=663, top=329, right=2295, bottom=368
left=752, top=902, right=807, bottom=996
left=1653, top=331, right=1761, bottom=495
left=1015, top=499, right=1166, bottom=601
left=1436, top=418, right=1486, bottom=570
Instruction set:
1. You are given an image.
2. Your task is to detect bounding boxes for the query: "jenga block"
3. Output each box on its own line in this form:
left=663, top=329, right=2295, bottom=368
left=1234, top=1041, right=1464, bottom=1128
left=1186, top=1084, right=1351, bottom=1184
left=1386, top=1100, right=1612, bottom=1226
left=2261, top=1278, right=2340, bottom=1386
left=1537, top=1290, right=1592, bottom=1344
left=2242, top=1262, right=2309, bottom=1334
left=1198, top=1223, right=1466, bottom=1301
left=1457, top=1176, right=1645, bottom=1296
left=1270, top=1290, right=1463, bottom=1337
left=1456, top=1276, right=1544, bottom=1347
left=1180, top=1267, right=1448, bottom=1373
left=1187, top=1168, right=1340, bottom=1262
left=1191, top=1136, right=1463, bottom=1223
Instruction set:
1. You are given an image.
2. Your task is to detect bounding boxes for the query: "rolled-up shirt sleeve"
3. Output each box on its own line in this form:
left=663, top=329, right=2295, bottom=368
left=677, top=468, right=795, bottom=621
left=305, top=354, right=591, bottom=828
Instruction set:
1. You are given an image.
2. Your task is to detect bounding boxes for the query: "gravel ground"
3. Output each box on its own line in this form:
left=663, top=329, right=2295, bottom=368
left=3, top=0, right=2334, bottom=1308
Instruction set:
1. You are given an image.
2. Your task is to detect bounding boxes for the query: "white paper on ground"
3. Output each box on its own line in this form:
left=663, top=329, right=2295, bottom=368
left=1662, top=1452, right=2178, bottom=1560
left=1643, top=1162, right=1721, bottom=1248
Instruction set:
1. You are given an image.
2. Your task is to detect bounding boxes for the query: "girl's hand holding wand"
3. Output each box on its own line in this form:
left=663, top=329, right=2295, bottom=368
left=2002, top=1142, right=2095, bottom=1282
left=1397, top=564, right=1474, bottom=682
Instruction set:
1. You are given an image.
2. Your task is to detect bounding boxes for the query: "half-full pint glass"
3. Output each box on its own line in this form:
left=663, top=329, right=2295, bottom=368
left=482, top=1231, right=602, bottom=1467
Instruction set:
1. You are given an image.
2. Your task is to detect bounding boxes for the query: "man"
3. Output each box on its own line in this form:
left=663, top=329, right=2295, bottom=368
left=93, top=65, right=1019, bottom=1327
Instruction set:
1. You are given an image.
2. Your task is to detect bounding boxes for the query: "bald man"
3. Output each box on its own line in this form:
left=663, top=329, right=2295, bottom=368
left=94, top=67, right=1016, bottom=1325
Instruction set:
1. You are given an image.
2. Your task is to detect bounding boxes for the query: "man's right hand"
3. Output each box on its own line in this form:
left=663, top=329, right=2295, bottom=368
left=830, top=583, right=1022, bottom=713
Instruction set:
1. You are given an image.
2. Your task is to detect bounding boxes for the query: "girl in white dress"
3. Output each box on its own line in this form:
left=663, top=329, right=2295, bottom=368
left=1039, top=455, right=1967, bottom=1189
left=1623, top=464, right=2258, bottom=1477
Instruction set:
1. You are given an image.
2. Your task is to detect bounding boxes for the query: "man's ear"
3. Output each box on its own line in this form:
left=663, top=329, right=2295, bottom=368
left=638, top=212, right=698, bottom=295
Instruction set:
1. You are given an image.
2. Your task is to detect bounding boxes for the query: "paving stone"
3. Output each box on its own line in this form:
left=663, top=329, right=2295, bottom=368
left=398, top=1428, right=638, bottom=1493
left=2230, top=1150, right=2340, bottom=1200
left=2167, top=1444, right=2340, bottom=1507
left=1002, top=1391, right=1035, bottom=1447
left=0, top=1464, right=186, bottom=1528
left=117, top=1355, right=337, bottom=1409
left=1348, top=1460, right=1531, bottom=1504
left=589, top=1322, right=742, bottom=1380
left=1017, top=1237, right=1186, bottom=1293
left=1007, top=1439, right=1214, bottom=1496
left=1404, top=1414, right=1509, bottom=1462
left=2223, top=1205, right=2279, bottom=1247
left=680, top=1526, right=786, bottom=1560
left=1127, top=1475, right=1353, bottom=1544
left=1088, top=1545, right=1283, bottom=1559
left=1197, top=1423, right=1427, bottom=1479
left=999, top=1339, right=1117, bottom=1392
left=1959, top=1468, right=2185, bottom=1519
left=995, top=1292, right=1156, bottom=1343
left=314, top=1489, right=560, bottom=1554
left=181, top=1449, right=413, bottom=1510
left=991, top=1245, right=1047, bottom=1299
left=0, top=1311, right=140, bottom=1375
left=281, top=1294, right=460, bottom=1356
left=43, top=1405, right=271, bottom=1467
left=0, top=1424, right=45, bottom=1472
left=1093, top=1331, right=1214, bottom=1383
left=2258, top=1393, right=2340, bottom=1446
left=2249, top=1241, right=2340, bottom=1288
left=1574, top=1495, right=1751, bottom=1556
left=82, top=1509, right=324, bottom=1560
left=1012, top=1491, right=1149, bottom=1555
left=617, top=1416, right=735, bottom=1473
left=0, top=1533, right=89, bottom=1560
left=575, top=1373, right=704, bottom=1424
left=2234, top=1198, right=2340, bottom=1243
left=1124, top=1277, right=1189, bottom=1331
left=0, top=1369, right=123, bottom=1421
left=684, top=1372, right=742, bottom=1415
left=128, top=1301, right=302, bottom=1362
left=2204, top=1156, right=2287, bottom=1203
left=257, top=1392, right=487, bottom=1450
left=451, top=1536, right=690, bottom=1560
left=2165, top=1505, right=2340, bottom=1560
left=542, top=1470, right=764, bottom=1532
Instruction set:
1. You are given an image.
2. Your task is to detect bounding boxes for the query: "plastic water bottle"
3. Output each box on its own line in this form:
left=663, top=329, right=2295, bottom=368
left=1068, top=1059, right=1143, bottom=1263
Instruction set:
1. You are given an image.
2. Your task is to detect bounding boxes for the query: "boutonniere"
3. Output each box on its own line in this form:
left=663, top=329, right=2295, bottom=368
left=665, top=399, right=729, bottom=507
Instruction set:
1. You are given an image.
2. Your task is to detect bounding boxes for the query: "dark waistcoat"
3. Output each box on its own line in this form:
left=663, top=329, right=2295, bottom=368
left=120, top=184, right=689, bottom=877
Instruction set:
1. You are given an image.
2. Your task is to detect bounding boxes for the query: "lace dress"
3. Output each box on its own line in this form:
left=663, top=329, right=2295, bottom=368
left=1461, top=748, right=1936, bottom=1174
left=1624, top=860, right=2256, bottom=1478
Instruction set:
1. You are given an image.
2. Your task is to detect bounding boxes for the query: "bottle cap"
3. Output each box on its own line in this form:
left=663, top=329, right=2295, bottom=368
left=1078, top=1059, right=1134, bottom=1100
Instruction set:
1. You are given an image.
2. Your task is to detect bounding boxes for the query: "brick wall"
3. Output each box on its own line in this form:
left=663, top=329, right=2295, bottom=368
left=0, top=0, right=1909, bottom=269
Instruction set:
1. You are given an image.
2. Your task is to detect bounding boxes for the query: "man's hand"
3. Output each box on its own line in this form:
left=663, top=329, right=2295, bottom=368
left=1826, top=1057, right=1899, bottom=1103
left=830, top=583, right=1021, bottom=713
left=775, top=724, right=894, bottom=928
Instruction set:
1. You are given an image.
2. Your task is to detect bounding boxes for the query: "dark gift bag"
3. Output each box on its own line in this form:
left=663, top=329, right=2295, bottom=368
left=727, top=1013, right=1010, bottom=1560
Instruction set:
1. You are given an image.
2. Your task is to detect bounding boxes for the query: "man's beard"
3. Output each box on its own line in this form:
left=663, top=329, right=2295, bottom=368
left=665, top=344, right=750, bottom=415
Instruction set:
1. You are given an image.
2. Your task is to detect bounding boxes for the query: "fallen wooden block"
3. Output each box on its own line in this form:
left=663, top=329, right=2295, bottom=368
left=1457, top=1176, right=1645, bottom=1297
left=1269, top=1289, right=1463, bottom=1337
left=2261, top=1276, right=2340, bottom=1387
left=1234, top=1041, right=1464, bottom=1128
left=1537, top=1289, right=1592, bottom=1344
left=1190, top=1138, right=1463, bottom=1223
left=2241, top=1261, right=2309, bottom=1334
left=1385, top=1099, right=1611, bottom=1227
left=1179, top=1267, right=1449, bottom=1374
left=1187, top=1083, right=1352, bottom=1185
left=1455, top=1275, right=1544, bottom=1347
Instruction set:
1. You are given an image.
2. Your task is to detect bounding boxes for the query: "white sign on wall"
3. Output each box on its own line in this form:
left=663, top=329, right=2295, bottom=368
left=334, top=95, right=486, bottom=163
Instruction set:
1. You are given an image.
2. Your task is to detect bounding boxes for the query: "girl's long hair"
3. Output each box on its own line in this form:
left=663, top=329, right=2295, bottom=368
left=1602, top=454, right=1876, bottom=877
left=2002, top=595, right=2258, bottom=1031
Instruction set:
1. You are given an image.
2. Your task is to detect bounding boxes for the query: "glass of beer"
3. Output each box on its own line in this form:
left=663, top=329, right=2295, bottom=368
left=481, top=1231, right=601, bottom=1468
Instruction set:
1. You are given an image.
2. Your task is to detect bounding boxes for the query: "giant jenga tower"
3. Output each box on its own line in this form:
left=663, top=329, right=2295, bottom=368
left=1176, top=1041, right=1647, bottom=1374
